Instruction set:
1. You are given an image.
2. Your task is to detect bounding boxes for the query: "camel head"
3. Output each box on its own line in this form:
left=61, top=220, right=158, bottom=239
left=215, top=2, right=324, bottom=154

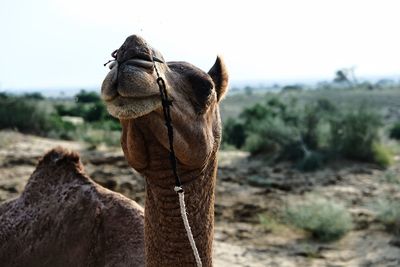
left=101, top=35, right=228, bottom=176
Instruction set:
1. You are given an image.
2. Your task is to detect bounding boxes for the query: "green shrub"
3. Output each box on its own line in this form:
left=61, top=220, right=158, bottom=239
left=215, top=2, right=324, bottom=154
left=83, top=102, right=108, bottom=122
left=301, top=105, right=321, bottom=150
left=0, top=97, right=58, bottom=136
left=55, top=92, right=115, bottom=125
left=389, top=123, right=400, bottom=140
left=223, top=118, right=246, bottom=148
left=0, top=92, right=122, bottom=146
left=244, top=133, right=271, bottom=155
left=373, top=199, right=400, bottom=234
left=244, top=118, right=301, bottom=158
left=224, top=94, right=387, bottom=171
left=239, top=103, right=270, bottom=131
left=298, top=100, right=334, bottom=152
left=285, top=196, right=352, bottom=241
left=315, top=98, right=337, bottom=113
left=329, top=107, right=382, bottom=161
left=55, top=103, right=89, bottom=117
left=22, top=92, right=45, bottom=100
left=90, top=119, right=121, bottom=131
left=0, top=96, right=82, bottom=140
left=372, top=143, right=393, bottom=168
left=0, top=92, right=8, bottom=99
left=238, top=98, right=332, bottom=171
left=296, top=151, right=324, bottom=172
left=75, top=90, right=101, bottom=103
left=45, top=115, right=77, bottom=140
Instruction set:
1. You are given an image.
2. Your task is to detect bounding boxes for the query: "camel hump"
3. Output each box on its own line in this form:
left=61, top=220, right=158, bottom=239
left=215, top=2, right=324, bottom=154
left=39, top=146, right=81, bottom=167
left=21, top=147, right=87, bottom=198
left=34, top=146, right=85, bottom=177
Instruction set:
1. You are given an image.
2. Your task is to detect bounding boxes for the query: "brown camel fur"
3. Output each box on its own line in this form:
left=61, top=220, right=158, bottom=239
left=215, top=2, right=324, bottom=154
left=101, top=35, right=229, bottom=266
left=0, top=147, right=145, bottom=267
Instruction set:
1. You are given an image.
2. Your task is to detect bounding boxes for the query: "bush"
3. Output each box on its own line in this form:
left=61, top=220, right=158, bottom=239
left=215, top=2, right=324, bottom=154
left=301, top=105, right=321, bottom=150
left=223, top=118, right=246, bottom=148
left=0, top=92, right=8, bottom=99
left=285, top=196, right=352, bottom=241
left=228, top=97, right=333, bottom=171
left=239, top=103, right=270, bottom=130
left=0, top=92, right=122, bottom=146
left=90, top=119, right=121, bottom=131
left=75, top=90, right=101, bottom=103
left=22, top=92, right=45, bottom=100
left=244, top=133, right=270, bottom=155
left=0, top=97, right=58, bottom=136
left=389, top=123, right=400, bottom=140
left=223, top=94, right=389, bottom=171
left=55, top=103, right=88, bottom=117
left=373, top=199, right=400, bottom=234
left=244, top=118, right=301, bottom=158
left=329, top=107, right=382, bottom=161
left=83, top=102, right=107, bottom=122
left=55, top=91, right=115, bottom=125
left=372, top=143, right=393, bottom=168
left=300, top=99, right=336, bottom=150
left=0, top=95, right=81, bottom=140
left=296, top=151, right=324, bottom=172
left=241, top=98, right=331, bottom=166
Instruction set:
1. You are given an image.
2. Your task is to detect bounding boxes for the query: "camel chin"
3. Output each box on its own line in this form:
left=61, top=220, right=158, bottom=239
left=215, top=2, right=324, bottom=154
left=106, top=95, right=162, bottom=119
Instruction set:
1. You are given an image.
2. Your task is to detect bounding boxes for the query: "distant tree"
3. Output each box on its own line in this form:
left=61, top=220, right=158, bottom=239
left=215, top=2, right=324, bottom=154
left=333, top=67, right=358, bottom=88
left=75, top=90, right=101, bottom=103
left=272, top=84, right=280, bottom=90
left=376, top=79, right=396, bottom=89
left=282, top=85, right=303, bottom=93
left=0, top=92, right=8, bottom=99
left=23, top=92, right=44, bottom=100
left=240, top=103, right=269, bottom=126
left=333, top=70, right=350, bottom=84
left=244, top=86, right=253, bottom=96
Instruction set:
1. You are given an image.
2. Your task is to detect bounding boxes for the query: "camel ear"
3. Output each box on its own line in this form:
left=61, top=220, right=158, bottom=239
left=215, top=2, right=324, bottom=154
left=208, top=56, right=229, bottom=101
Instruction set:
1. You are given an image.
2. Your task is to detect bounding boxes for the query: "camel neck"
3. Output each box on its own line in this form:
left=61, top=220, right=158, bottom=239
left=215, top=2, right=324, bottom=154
left=143, top=162, right=217, bottom=267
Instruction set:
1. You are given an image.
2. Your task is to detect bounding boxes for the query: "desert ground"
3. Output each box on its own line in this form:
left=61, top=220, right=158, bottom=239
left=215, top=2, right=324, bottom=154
left=1, top=130, right=399, bottom=267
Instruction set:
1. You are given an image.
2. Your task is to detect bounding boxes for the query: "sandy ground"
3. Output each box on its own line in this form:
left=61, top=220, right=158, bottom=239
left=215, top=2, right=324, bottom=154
left=1, top=130, right=400, bottom=267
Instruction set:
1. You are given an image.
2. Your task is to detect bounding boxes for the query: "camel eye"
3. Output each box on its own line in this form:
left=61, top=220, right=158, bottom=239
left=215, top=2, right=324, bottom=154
left=187, top=75, right=213, bottom=113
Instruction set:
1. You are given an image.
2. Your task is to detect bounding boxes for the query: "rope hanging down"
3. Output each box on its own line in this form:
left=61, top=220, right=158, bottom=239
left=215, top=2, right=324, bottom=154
left=154, top=61, right=202, bottom=267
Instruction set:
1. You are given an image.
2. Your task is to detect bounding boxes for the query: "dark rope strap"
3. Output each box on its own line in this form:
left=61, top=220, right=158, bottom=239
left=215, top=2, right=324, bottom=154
left=154, top=63, right=201, bottom=266
left=154, top=64, right=184, bottom=192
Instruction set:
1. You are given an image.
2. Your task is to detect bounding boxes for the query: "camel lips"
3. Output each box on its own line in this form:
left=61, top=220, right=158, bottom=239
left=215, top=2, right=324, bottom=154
left=152, top=56, right=164, bottom=63
left=125, top=59, right=155, bottom=69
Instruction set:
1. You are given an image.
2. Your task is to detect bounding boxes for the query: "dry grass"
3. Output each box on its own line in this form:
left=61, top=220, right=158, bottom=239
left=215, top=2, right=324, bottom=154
left=0, top=130, right=23, bottom=148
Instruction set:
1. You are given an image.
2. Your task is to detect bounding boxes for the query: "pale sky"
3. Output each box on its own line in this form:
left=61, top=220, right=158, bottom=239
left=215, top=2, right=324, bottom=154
left=1, top=0, right=400, bottom=91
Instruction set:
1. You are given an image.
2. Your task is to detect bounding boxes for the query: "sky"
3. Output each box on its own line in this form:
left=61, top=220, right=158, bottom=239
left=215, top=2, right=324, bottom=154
left=1, top=0, right=400, bottom=92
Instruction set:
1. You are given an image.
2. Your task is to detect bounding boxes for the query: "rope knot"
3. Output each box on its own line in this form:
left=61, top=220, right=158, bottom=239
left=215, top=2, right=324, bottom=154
left=174, top=186, right=184, bottom=193
left=165, top=99, right=173, bottom=106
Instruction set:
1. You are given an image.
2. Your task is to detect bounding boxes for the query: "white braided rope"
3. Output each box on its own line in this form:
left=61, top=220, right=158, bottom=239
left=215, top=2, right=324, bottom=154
left=176, top=189, right=202, bottom=267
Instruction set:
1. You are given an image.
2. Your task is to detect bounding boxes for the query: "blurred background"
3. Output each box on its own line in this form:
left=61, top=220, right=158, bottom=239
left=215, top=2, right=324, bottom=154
left=1, top=0, right=400, bottom=266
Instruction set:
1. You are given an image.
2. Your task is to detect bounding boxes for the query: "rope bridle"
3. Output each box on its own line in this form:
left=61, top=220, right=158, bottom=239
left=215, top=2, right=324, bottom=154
left=153, top=65, right=183, bottom=192
left=105, top=51, right=203, bottom=267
